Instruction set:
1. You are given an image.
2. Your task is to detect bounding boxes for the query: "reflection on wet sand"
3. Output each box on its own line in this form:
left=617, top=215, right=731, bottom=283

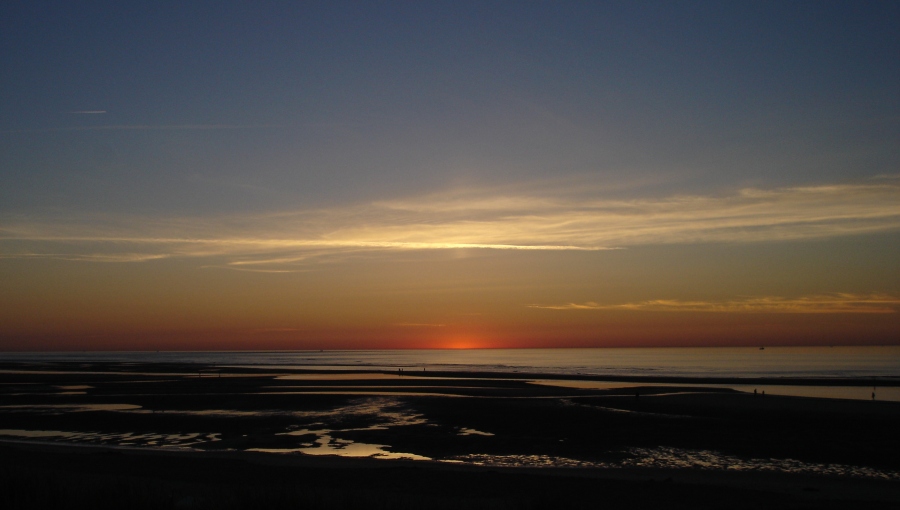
left=458, top=428, right=494, bottom=436
left=10, top=392, right=883, bottom=481
left=264, top=385, right=495, bottom=390
left=251, top=434, right=431, bottom=461
left=533, top=380, right=900, bottom=402
left=276, top=373, right=442, bottom=381
left=0, top=429, right=220, bottom=448
left=245, top=398, right=432, bottom=460
left=444, top=447, right=900, bottom=480
left=623, top=447, right=900, bottom=480
left=0, top=369, right=273, bottom=378
left=2, top=361, right=899, bottom=483
left=448, top=450, right=900, bottom=480
left=0, top=403, right=141, bottom=412
left=301, top=435, right=431, bottom=460
left=257, top=391, right=465, bottom=397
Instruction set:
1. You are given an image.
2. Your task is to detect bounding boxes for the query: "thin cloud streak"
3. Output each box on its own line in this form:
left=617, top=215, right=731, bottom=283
left=1, top=182, right=899, bottom=268
left=528, top=294, right=900, bottom=314
left=202, top=266, right=307, bottom=274
left=0, top=252, right=170, bottom=263
left=1, top=124, right=283, bottom=134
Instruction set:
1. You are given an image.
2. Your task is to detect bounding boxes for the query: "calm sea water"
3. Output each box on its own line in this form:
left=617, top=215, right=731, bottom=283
left=3, top=346, right=899, bottom=379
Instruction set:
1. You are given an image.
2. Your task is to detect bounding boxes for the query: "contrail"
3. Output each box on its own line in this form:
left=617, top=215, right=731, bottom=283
left=68, top=110, right=107, bottom=114
left=1, top=124, right=283, bottom=134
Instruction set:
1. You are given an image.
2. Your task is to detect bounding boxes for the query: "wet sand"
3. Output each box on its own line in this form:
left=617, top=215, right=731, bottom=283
left=2, top=360, right=899, bottom=508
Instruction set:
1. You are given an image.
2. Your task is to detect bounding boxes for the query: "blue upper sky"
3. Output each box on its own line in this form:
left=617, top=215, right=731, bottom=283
left=2, top=1, right=897, bottom=216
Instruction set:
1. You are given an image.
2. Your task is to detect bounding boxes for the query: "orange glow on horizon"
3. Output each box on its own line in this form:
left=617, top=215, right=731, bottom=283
left=441, top=339, right=486, bottom=350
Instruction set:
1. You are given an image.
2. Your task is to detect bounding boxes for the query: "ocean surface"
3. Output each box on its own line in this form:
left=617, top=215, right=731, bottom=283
left=6, top=347, right=898, bottom=401
left=3, top=346, right=899, bottom=379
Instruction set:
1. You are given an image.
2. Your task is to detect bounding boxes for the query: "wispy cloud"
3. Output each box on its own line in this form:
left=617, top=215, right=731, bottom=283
left=528, top=294, right=900, bottom=314
left=2, top=181, right=899, bottom=268
left=1, top=124, right=282, bottom=134
left=0, top=252, right=170, bottom=263
left=202, top=265, right=308, bottom=274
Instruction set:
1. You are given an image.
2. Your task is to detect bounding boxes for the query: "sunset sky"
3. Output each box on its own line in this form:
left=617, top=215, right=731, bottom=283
left=2, top=1, right=898, bottom=350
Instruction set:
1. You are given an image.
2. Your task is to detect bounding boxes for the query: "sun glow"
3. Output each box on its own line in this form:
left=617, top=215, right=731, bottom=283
left=441, top=338, right=487, bottom=350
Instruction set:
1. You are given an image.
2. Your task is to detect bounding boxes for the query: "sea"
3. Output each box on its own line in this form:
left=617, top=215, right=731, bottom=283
left=2, top=346, right=899, bottom=401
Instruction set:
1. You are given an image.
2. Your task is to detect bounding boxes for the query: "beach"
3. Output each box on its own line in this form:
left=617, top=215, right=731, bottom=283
left=2, top=360, right=899, bottom=508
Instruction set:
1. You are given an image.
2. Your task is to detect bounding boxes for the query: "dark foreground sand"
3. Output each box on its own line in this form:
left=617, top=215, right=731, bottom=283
left=1, top=361, right=899, bottom=509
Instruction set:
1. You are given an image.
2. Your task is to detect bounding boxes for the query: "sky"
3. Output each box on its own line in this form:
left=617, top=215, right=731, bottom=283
left=1, top=1, right=899, bottom=350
